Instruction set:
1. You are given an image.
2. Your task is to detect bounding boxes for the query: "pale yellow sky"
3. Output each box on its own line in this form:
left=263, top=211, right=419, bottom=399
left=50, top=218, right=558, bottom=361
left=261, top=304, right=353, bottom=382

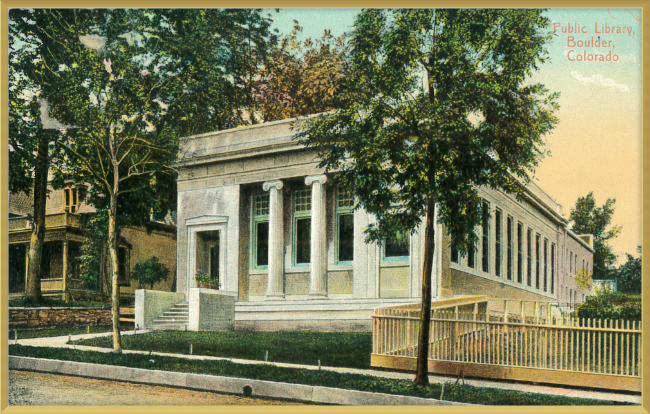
left=530, top=8, right=643, bottom=263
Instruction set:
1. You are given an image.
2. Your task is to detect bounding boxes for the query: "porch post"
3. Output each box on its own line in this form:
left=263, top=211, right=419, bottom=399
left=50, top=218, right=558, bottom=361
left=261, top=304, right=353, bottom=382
left=62, top=240, right=68, bottom=300
left=263, top=180, right=284, bottom=299
left=305, top=175, right=328, bottom=298
left=24, top=243, right=30, bottom=293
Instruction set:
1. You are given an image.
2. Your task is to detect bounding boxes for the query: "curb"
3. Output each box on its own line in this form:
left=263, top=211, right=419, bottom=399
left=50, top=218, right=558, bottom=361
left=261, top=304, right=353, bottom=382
left=9, top=356, right=472, bottom=406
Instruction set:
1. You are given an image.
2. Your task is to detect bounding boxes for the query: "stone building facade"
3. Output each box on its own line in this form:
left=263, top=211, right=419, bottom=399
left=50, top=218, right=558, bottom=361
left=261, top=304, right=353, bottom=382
left=173, top=116, right=594, bottom=331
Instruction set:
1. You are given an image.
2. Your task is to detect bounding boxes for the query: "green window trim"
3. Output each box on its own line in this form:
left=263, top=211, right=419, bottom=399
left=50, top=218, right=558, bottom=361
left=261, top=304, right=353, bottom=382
left=250, top=193, right=269, bottom=271
left=292, top=188, right=312, bottom=267
left=335, top=186, right=354, bottom=265
left=382, top=229, right=410, bottom=262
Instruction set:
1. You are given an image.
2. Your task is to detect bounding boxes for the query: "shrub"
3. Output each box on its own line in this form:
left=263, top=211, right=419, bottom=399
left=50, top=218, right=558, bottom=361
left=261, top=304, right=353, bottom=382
left=132, top=257, right=170, bottom=289
left=576, top=292, right=641, bottom=321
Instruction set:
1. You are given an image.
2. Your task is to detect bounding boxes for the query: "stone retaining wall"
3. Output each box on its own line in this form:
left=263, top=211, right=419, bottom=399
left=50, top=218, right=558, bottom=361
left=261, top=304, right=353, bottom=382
left=9, top=307, right=112, bottom=329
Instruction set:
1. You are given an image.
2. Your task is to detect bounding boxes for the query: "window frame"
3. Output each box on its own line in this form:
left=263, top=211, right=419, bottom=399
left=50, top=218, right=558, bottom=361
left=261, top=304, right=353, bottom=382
left=250, top=193, right=270, bottom=271
left=481, top=200, right=490, bottom=273
left=335, top=186, right=354, bottom=266
left=506, top=215, right=513, bottom=280
left=517, top=222, right=523, bottom=283
left=382, top=229, right=410, bottom=262
left=292, top=188, right=312, bottom=268
left=495, top=209, right=502, bottom=277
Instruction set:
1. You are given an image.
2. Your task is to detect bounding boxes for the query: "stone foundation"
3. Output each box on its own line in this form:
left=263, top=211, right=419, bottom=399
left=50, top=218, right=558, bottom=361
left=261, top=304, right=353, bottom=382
left=9, top=307, right=112, bottom=329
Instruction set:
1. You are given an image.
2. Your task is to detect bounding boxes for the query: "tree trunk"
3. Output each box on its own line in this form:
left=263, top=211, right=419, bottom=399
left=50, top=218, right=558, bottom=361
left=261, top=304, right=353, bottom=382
left=25, top=132, right=51, bottom=301
left=108, top=191, right=122, bottom=353
left=414, top=198, right=436, bottom=386
left=108, top=125, right=122, bottom=353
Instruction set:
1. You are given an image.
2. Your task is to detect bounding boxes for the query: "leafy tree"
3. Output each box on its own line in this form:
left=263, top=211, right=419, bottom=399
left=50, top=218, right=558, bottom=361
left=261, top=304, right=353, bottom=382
left=298, top=9, right=559, bottom=385
left=11, top=9, right=274, bottom=353
left=77, top=211, right=109, bottom=293
left=9, top=11, right=68, bottom=301
left=132, top=257, right=170, bottom=289
left=615, top=247, right=641, bottom=294
left=575, top=268, right=593, bottom=291
left=252, top=20, right=349, bottom=122
left=569, top=192, right=621, bottom=280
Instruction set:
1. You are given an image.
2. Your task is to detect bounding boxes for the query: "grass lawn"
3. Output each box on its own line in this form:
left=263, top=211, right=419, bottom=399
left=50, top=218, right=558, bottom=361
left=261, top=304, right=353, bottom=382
left=9, top=345, right=628, bottom=406
left=9, top=325, right=113, bottom=340
left=74, top=331, right=373, bottom=369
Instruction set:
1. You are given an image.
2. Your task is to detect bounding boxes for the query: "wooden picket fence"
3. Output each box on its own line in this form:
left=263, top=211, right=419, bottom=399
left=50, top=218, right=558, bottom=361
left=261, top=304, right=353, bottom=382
left=371, top=297, right=642, bottom=392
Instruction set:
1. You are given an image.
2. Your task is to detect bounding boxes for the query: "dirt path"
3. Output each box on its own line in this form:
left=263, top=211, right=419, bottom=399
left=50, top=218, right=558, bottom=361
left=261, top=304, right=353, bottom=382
left=9, top=370, right=307, bottom=406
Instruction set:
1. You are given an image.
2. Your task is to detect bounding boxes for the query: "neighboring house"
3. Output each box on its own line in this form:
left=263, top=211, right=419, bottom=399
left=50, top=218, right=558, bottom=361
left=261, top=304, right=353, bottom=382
left=593, top=279, right=617, bottom=293
left=168, top=116, right=594, bottom=332
left=8, top=185, right=177, bottom=301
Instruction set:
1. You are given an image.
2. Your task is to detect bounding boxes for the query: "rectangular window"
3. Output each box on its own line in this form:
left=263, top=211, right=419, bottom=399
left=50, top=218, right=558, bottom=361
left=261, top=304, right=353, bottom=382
left=64, top=188, right=78, bottom=213
left=526, top=228, right=532, bottom=286
left=468, top=245, right=475, bottom=268
left=582, top=259, right=585, bottom=273
left=251, top=194, right=270, bottom=269
left=551, top=243, right=556, bottom=294
left=295, top=218, right=311, bottom=264
left=544, top=239, right=548, bottom=292
left=481, top=200, right=490, bottom=273
left=336, top=187, right=354, bottom=264
left=450, top=241, right=459, bottom=263
left=293, top=189, right=312, bottom=266
left=517, top=222, right=523, bottom=283
left=384, top=230, right=410, bottom=259
left=535, top=234, right=540, bottom=289
left=507, top=216, right=513, bottom=280
left=570, top=251, right=573, bottom=273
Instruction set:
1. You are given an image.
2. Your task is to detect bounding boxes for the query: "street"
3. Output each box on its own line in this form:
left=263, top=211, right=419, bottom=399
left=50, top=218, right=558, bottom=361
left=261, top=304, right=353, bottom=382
left=9, top=370, right=307, bottom=406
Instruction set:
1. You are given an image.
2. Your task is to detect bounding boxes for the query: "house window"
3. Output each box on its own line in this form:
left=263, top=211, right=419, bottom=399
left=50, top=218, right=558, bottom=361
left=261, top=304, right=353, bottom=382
left=481, top=200, right=489, bottom=273
left=64, top=188, right=79, bottom=213
left=251, top=193, right=269, bottom=269
left=293, top=188, right=312, bottom=266
left=570, top=251, right=573, bottom=274
left=507, top=216, right=513, bottom=280
left=517, top=222, right=523, bottom=283
left=495, top=209, right=502, bottom=277
left=450, top=240, right=459, bottom=263
left=336, top=187, right=354, bottom=264
left=468, top=244, right=475, bottom=268
left=384, top=230, right=410, bottom=260
left=551, top=243, right=556, bottom=294
left=535, top=234, right=540, bottom=289
left=543, top=238, right=548, bottom=292
left=526, top=228, right=532, bottom=286
left=117, top=246, right=129, bottom=285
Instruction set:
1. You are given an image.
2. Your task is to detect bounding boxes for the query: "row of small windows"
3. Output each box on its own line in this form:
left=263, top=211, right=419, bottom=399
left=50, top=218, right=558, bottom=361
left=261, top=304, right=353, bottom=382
left=451, top=199, right=555, bottom=295
left=566, top=249, right=588, bottom=276
left=250, top=186, right=411, bottom=271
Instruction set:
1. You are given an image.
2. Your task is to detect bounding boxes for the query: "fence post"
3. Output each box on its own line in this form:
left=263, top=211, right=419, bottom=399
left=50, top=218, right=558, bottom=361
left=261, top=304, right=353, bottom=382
left=453, top=306, right=459, bottom=361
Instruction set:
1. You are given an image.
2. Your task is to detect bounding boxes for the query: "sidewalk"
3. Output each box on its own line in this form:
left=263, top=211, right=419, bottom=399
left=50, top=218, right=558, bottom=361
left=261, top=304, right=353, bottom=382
left=10, top=330, right=641, bottom=405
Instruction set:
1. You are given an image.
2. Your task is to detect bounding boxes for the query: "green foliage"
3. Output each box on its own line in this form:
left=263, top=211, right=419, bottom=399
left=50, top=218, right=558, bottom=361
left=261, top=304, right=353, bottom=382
left=76, top=211, right=109, bottom=292
left=575, top=268, right=593, bottom=291
left=76, top=331, right=373, bottom=369
left=195, top=273, right=214, bottom=287
left=9, top=346, right=625, bottom=405
left=569, top=192, right=621, bottom=280
left=297, top=9, right=559, bottom=251
left=576, top=292, right=641, bottom=321
left=132, top=257, right=170, bottom=289
left=8, top=297, right=107, bottom=308
left=615, top=247, right=641, bottom=294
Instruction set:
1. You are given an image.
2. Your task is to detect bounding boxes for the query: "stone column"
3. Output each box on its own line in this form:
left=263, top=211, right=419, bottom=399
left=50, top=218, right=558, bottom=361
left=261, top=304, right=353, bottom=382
left=305, top=175, right=328, bottom=298
left=263, top=180, right=284, bottom=299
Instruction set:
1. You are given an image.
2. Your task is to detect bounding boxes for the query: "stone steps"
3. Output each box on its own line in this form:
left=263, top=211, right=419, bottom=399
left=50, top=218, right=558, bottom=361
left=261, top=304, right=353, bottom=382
left=150, top=301, right=189, bottom=331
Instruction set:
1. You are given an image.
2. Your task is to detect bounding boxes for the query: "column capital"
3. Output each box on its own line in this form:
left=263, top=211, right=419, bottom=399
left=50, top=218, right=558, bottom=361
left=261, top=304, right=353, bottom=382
left=305, top=175, right=327, bottom=186
left=263, top=180, right=283, bottom=192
